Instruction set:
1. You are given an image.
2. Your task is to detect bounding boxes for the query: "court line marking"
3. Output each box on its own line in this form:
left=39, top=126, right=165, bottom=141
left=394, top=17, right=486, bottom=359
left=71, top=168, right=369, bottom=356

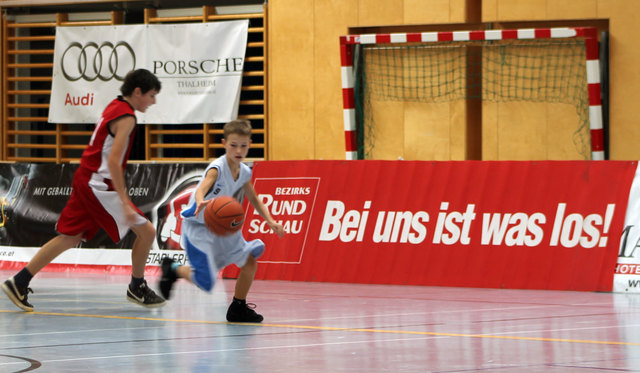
left=2, top=309, right=640, bottom=346
left=1, top=335, right=637, bottom=371
left=0, top=335, right=446, bottom=368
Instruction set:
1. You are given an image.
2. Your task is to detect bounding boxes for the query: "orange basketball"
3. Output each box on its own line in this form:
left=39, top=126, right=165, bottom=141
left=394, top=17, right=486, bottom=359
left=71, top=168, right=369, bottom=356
left=203, top=196, right=245, bottom=236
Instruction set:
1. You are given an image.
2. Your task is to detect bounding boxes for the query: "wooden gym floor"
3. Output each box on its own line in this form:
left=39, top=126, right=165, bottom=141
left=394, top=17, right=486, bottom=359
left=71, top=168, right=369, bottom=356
left=1, top=270, right=640, bottom=372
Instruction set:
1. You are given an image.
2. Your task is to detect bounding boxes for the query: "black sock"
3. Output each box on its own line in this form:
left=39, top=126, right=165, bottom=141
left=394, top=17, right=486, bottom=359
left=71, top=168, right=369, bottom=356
left=14, top=268, right=33, bottom=287
left=233, top=297, right=246, bottom=304
left=130, top=276, right=144, bottom=289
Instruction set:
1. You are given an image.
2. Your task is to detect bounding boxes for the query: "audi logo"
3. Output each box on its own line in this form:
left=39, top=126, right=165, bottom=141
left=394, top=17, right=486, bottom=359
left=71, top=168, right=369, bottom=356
left=61, top=41, right=136, bottom=82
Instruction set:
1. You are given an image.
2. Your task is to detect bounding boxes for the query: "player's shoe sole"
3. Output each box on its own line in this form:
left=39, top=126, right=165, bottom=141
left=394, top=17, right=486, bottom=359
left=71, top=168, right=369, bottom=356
left=226, top=301, right=264, bottom=323
left=127, top=280, right=166, bottom=308
left=2, top=277, right=34, bottom=312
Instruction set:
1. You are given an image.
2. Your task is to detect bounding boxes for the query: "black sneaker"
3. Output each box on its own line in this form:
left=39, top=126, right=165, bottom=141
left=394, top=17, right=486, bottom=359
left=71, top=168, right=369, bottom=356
left=2, top=277, right=34, bottom=312
left=127, top=280, right=166, bottom=308
left=159, top=257, right=177, bottom=300
left=226, top=299, right=264, bottom=323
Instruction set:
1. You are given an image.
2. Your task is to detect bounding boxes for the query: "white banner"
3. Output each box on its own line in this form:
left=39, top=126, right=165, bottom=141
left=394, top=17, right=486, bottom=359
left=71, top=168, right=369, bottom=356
left=614, top=163, right=640, bottom=292
left=48, top=21, right=248, bottom=124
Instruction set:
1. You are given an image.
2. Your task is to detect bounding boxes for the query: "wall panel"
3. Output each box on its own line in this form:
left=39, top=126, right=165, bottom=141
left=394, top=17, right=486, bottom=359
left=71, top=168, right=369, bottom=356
left=498, top=102, right=548, bottom=160
left=2, top=12, right=119, bottom=163
left=547, top=103, right=588, bottom=160
left=403, top=0, right=451, bottom=24
left=495, top=0, right=547, bottom=21
left=547, top=0, right=598, bottom=20
left=358, top=0, right=403, bottom=26
left=367, top=100, right=404, bottom=159
left=483, top=0, right=640, bottom=160
left=3, top=1, right=639, bottom=161
left=314, top=0, right=357, bottom=160
left=268, top=0, right=315, bottom=160
left=596, top=0, right=640, bottom=160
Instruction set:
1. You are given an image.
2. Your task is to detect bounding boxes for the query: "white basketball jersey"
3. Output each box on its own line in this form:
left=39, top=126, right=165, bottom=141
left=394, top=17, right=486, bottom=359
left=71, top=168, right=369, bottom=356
left=182, top=155, right=251, bottom=224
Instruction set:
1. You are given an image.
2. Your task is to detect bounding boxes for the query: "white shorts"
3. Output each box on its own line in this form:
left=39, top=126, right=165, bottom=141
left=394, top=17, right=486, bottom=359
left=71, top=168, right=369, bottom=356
left=57, top=167, right=147, bottom=242
left=181, top=217, right=264, bottom=292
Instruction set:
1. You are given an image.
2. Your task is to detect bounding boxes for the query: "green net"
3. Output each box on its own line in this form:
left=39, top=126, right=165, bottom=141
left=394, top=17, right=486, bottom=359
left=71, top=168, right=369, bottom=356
left=356, top=39, right=590, bottom=160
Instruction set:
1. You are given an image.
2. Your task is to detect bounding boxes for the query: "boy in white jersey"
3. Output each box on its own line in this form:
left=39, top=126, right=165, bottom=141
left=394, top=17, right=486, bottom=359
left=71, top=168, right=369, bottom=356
left=159, top=119, right=284, bottom=322
left=2, top=69, right=166, bottom=311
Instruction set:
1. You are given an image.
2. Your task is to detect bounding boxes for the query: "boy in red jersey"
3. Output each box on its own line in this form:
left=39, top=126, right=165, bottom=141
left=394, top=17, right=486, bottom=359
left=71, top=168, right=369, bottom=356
left=2, top=69, right=165, bottom=311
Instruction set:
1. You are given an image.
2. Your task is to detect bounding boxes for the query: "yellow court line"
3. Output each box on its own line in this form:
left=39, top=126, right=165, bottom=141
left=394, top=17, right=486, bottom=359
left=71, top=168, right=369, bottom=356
left=2, top=308, right=639, bottom=347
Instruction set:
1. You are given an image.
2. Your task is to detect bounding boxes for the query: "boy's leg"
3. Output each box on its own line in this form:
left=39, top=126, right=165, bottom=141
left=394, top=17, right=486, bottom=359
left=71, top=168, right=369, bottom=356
left=233, top=254, right=257, bottom=300
left=2, top=233, right=83, bottom=312
left=163, top=230, right=217, bottom=297
left=26, top=234, right=84, bottom=274
left=129, top=220, right=155, bottom=278
left=126, top=221, right=165, bottom=308
left=159, top=225, right=210, bottom=300
left=159, top=257, right=193, bottom=299
left=226, top=254, right=263, bottom=323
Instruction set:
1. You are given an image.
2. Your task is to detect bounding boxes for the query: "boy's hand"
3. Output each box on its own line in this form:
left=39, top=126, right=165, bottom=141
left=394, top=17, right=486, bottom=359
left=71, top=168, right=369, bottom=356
left=268, top=221, right=285, bottom=238
left=194, top=199, right=212, bottom=217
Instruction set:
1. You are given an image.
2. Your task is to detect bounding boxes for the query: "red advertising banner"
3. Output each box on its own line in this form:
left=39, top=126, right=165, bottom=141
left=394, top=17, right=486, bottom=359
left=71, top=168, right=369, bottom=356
left=224, top=160, right=637, bottom=291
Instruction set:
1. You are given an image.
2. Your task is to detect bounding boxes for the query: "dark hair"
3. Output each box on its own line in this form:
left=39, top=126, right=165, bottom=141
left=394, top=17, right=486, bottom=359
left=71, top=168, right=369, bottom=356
left=120, top=69, right=161, bottom=96
left=223, top=119, right=252, bottom=139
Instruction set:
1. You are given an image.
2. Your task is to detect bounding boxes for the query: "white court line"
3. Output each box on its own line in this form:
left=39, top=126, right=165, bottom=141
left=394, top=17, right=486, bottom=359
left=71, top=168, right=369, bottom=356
left=4, top=307, right=637, bottom=344
left=0, top=334, right=453, bottom=368
left=0, top=317, right=220, bottom=339
left=478, top=323, right=640, bottom=337
left=3, top=317, right=634, bottom=341
left=0, top=325, right=163, bottom=338
left=277, top=302, right=619, bottom=323
left=3, top=329, right=639, bottom=370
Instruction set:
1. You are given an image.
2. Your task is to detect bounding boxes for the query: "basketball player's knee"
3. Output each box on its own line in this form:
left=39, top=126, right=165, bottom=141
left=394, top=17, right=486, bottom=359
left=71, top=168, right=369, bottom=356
left=134, top=222, right=155, bottom=245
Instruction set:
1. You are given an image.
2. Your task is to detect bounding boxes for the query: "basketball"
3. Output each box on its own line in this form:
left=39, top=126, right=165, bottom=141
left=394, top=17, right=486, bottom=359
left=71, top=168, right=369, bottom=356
left=203, top=196, right=245, bottom=236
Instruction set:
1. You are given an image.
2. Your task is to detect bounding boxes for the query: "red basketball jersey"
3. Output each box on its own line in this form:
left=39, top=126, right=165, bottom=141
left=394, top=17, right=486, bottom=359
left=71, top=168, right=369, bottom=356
left=80, top=96, right=136, bottom=178
left=57, top=96, right=143, bottom=242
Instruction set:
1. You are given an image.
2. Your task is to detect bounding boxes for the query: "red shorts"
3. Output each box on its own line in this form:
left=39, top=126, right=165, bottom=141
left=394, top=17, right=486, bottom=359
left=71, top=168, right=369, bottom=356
left=56, top=167, right=145, bottom=242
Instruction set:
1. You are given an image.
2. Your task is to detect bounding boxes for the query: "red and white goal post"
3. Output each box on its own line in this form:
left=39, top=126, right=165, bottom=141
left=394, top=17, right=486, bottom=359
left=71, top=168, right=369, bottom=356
left=339, top=27, right=604, bottom=161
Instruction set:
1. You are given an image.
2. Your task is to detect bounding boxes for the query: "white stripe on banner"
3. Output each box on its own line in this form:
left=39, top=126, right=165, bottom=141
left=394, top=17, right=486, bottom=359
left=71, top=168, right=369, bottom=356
left=48, top=21, right=249, bottom=124
left=614, top=163, right=640, bottom=293
left=0, top=246, right=187, bottom=267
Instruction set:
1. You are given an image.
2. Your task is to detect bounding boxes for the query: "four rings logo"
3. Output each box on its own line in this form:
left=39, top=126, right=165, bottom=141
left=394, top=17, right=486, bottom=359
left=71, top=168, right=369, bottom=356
left=61, top=41, right=136, bottom=82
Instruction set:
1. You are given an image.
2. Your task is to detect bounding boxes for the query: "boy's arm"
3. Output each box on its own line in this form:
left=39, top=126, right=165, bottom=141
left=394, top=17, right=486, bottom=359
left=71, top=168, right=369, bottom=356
left=193, top=168, right=219, bottom=217
left=243, top=181, right=285, bottom=237
left=107, top=116, right=137, bottom=224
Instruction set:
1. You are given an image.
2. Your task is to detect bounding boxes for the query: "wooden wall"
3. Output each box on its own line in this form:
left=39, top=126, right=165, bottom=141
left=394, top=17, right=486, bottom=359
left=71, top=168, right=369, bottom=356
left=268, top=0, right=468, bottom=160
left=1, top=1, right=635, bottom=161
left=482, top=0, right=638, bottom=160
left=268, top=0, right=640, bottom=161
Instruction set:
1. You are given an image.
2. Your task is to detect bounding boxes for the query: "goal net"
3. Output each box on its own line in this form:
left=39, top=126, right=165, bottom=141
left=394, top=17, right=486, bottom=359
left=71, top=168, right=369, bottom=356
left=339, top=28, right=604, bottom=161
